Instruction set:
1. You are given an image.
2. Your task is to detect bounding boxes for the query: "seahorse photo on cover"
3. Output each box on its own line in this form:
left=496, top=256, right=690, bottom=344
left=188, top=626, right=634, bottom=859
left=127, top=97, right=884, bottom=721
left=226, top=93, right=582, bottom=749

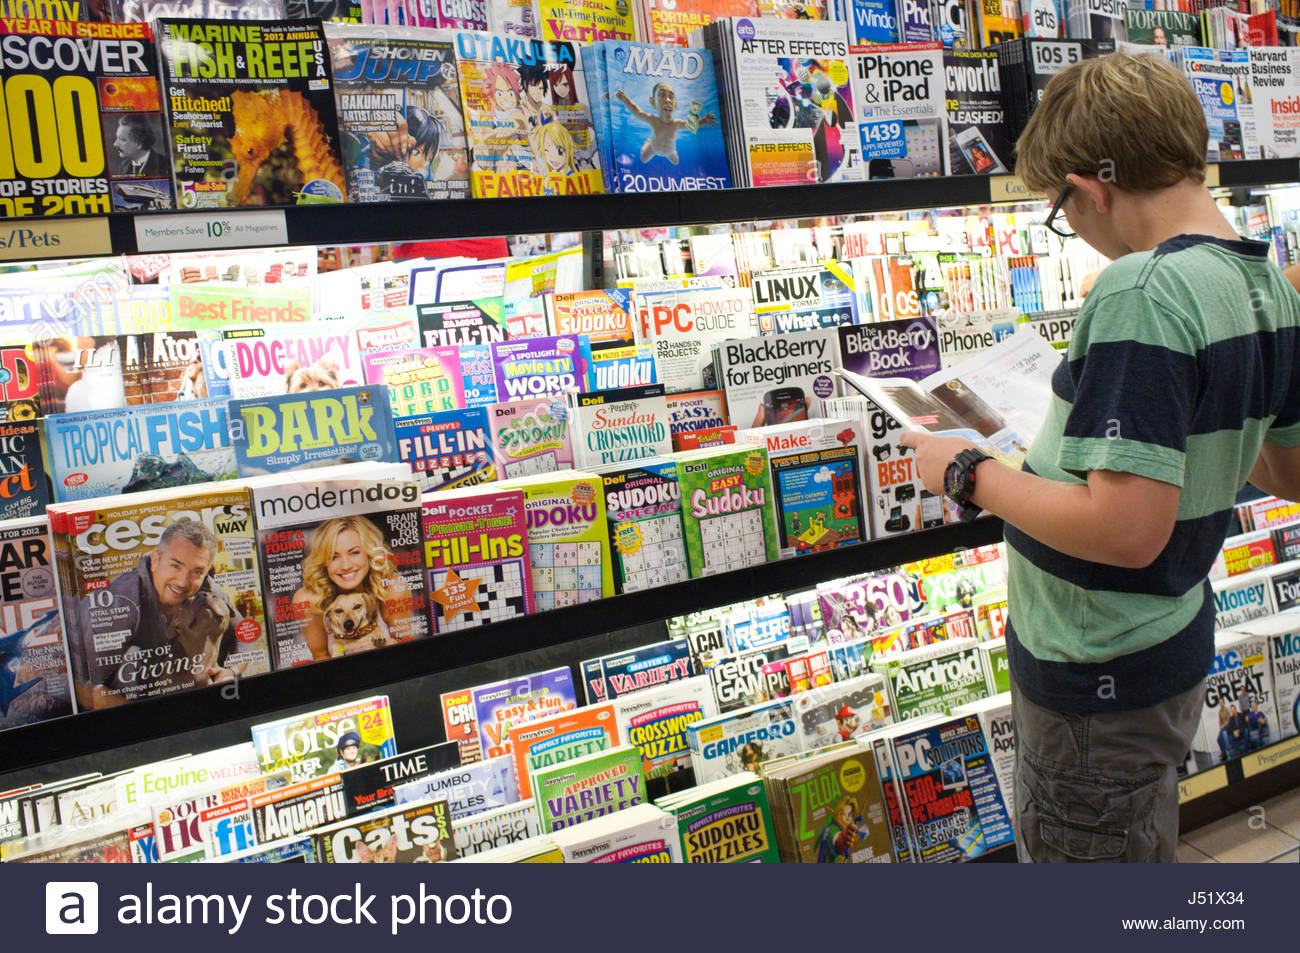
left=156, top=18, right=348, bottom=208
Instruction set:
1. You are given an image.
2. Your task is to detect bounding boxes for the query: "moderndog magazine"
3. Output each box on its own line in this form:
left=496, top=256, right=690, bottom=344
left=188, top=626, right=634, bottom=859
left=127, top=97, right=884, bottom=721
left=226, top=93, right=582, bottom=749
left=250, top=462, right=430, bottom=669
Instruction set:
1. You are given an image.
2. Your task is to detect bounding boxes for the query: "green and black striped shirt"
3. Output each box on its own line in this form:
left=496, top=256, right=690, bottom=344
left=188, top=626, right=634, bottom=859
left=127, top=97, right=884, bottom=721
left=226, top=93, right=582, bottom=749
left=1006, top=234, right=1300, bottom=713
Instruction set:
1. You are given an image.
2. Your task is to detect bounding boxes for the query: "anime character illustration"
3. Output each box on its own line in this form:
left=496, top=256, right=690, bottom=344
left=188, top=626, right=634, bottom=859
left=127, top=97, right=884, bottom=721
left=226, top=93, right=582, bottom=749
left=551, top=65, right=580, bottom=106
left=534, top=121, right=576, bottom=189
left=614, top=82, right=717, bottom=166
left=518, top=62, right=556, bottom=135
left=482, top=62, right=530, bottom=173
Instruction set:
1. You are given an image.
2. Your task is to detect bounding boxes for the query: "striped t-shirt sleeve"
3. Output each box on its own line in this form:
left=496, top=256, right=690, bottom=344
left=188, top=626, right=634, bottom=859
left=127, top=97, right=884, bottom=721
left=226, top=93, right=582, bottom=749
left=1055, top=289, right=1200, bottom=487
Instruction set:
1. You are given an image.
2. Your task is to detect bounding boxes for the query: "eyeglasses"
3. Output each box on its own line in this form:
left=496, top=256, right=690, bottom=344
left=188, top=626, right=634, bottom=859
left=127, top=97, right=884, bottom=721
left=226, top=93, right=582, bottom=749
left=1045, top=183, right=1076, bottom=238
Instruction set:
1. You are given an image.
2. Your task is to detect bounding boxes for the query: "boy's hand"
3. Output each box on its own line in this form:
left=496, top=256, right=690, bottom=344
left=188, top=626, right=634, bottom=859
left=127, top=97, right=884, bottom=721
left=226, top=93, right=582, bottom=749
left=897, top=432, right=980, bottom=495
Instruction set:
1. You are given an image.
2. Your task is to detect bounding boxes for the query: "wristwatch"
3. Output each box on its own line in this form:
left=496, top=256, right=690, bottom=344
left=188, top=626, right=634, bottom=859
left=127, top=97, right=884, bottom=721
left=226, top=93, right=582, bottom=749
left=944, top=448, right=992, bottom=522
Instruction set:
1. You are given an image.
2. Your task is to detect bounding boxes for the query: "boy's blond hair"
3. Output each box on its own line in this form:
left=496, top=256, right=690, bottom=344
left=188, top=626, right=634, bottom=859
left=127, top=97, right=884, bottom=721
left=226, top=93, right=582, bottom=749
left=1015, top=53, right=1207, bottom=193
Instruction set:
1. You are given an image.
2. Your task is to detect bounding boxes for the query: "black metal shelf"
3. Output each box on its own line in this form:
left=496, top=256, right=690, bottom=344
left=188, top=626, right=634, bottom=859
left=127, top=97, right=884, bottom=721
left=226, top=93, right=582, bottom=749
left=9, top=157, right=1291, bottom=259
left=0, top=518, right=1004, bottom=775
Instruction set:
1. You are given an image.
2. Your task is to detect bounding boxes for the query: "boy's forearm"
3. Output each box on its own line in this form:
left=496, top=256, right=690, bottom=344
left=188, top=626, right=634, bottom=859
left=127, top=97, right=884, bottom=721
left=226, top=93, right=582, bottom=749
left=1249, top=452, right=1300, bottom=503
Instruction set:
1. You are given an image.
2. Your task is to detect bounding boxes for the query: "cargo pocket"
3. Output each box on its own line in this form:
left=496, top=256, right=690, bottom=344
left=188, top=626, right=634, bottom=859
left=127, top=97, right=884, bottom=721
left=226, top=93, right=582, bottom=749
left=1018, top=750, right=1161, bottom=863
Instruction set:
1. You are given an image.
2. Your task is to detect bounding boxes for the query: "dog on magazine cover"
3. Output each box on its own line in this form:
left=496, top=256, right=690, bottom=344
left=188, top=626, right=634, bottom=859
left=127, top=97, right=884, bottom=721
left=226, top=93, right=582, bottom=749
left=321, top=590, right=397, bottom=656
left=76, top=518, right=245, bottom=709
left=284, top=352, right=342, bottom=393
left=292, top=515, right=418, bottom=661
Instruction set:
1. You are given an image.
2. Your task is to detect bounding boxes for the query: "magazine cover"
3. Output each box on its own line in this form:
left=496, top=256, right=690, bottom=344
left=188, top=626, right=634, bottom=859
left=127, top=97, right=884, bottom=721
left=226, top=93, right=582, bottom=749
left=792, top=671, right=892, bottom=749
left=715, top=18, right=856, bottom=185
left=315, top=798, right=456, bottom=862
left=327, top=23, right=471, bottom=202
left=510, top=471, right=616, bottom=607
left=454, top=31, right=605, bottom=197
left=585, top=637, right=693, bottom=702
left=589, top=342, right=657, bottom=390
left=715, top=328, right=840, bottom=430
left=472, top=666, right=578, bottom=760
left=569, top=384, right=673, bottom=469
left=170, top=284, right=311, bottom=333
left=491, top=334, right=593, bottom=400
left=113, top=0, right=286, bottom=19
left=849, top=42, right=948, bottom=179
left=0, top=517, right=72, bottom=730
left=664, top=390, right=729, bottom=443
left=250, top=694, right=397, bottom=781
left=1212, top=569, right=1276, bottom=630
left=635, top=287, right=758, bottom=393
left=1250, top=47, right=1300, bottom=159
left=488, top=396, right=573, bottom=478
left=395, top=408, right=496, bottom=493
left=417, top=300, right=510, bottom=346
left=1122, top=7, right=1195, bottom=44
left=247, top=773, right=347, bottom=843
left=44, top=398, right=235, bottom=504
left=944, top=49, right=1011, bottom=175
left=422, top=486, right=535, bottom=633
left=533, top=744, right=644, bottom=832
left=229, top=384, right=398, bottom=477
left=223, top=324, right=365, bottom=399
left=766, top=747, right=893, bottom=863
left=0, top=347, right=40, bottom=422
left=669, top=773, right=778, bottom=862
left=452, top=800, right=539, bottom=857
left=394, top=755, right=518, bottom=820
left=598, top=458, right=689, bottom=594
left=611, top=676, right=715, bottom=785
left=0, top=20, right=174, bottom=216
left=510, top=703, right=619, bottom=799
left=32, top=332, right=213, bottom=414
left=687, top=698, right=800, bottom=784
left=441, top=687, right=482, bottom=764
left=750, top=263, right=860, bottom=332
left=0, top=421, right=49, bottom=521
left=1187, top=630, right=1279, bottom=773
left=251, top=469, right=428, bottom=667
left=951, top=692, right=1015, bottom=816
left=890, top=714, right=1014, bottom=861
left=362, top=346, right=467, bottom=417
left=536, top=0, right=634, bottom=43
left=738, top=419, right=867, bottom=556
left=340, top=741, right=461, bottom=815
left=642, top=0, right=757, bottom=47
left=49, top=485, right=271, bottom=711
left=551, top=802, right=682, bottom=862
left=546, top=289, right=635, bottom=342
left=156, top=18, right=347, bottom=208
left=602, top=40, right=732, bottom=193
left=674, top=445, right=780, bottom=578
left=872, top=638, right=986, bottom=721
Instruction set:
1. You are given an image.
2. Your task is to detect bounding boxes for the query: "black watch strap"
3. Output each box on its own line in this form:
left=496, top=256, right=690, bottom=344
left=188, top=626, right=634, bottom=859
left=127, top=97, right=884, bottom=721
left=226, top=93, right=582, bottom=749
left=945, top=448, right=991, bottom=522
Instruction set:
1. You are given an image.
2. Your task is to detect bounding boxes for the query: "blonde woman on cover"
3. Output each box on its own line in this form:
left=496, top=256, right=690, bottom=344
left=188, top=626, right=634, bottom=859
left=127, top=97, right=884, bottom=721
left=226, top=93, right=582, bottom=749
left=292, top=516, right=415, bottom=661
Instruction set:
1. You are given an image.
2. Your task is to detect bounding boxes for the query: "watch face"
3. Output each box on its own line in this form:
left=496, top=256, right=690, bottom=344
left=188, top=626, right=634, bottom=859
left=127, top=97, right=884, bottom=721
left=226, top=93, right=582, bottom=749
left=944, top=461, right=963, bottom=500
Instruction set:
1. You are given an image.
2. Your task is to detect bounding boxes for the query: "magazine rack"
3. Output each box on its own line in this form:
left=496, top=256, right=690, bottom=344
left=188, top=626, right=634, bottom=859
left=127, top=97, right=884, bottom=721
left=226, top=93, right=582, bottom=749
left=8, top=159, right=1296, bottom=261
left=2, top=160, right=1299, bottom=839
